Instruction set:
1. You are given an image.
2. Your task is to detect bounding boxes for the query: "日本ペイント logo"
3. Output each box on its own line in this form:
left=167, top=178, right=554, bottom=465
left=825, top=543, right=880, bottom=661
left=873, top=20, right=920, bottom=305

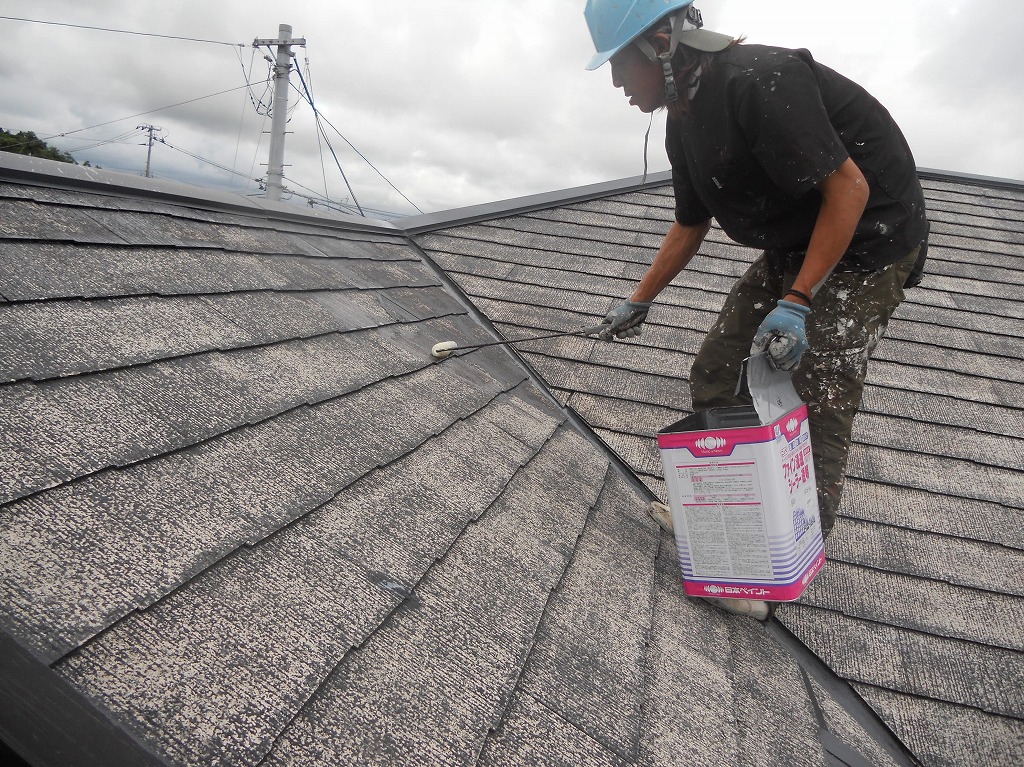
left=703, top=584, right=770, bottom=597
left=695, top=436, right=727, bottom=451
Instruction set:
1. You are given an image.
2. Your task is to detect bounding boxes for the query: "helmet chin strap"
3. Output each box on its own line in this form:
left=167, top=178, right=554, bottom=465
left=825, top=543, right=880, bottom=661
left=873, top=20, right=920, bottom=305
left=633, top=6, right=703, bottom=103
left=660, top=53, right=680, bottom=103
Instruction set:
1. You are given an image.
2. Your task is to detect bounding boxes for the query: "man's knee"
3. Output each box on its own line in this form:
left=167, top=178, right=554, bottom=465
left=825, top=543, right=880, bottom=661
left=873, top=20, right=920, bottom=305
left=689, top=339, right=747, bottom=410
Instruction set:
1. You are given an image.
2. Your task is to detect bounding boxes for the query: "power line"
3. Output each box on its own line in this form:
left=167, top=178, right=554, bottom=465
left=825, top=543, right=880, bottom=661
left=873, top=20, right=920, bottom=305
left=3, top=16, right=421, bottom=218
left=63, top=127, right=148, bottom=154
left=292, top=57, right=423, bottom=215
left=235, top=46, right=274, bottom=116
left=157, top=137, right=257, bottom=182
left=232, top=48, right=258, bottom=181
left=68, top=125, right=409, bottom=220
left=282, top=174, right=409, bottom=220
left=41, top=82, right=262, bottom=142
left=246, top=111, right=270, bottom=197
left=1, top=127, right=144, bottom=154
left=0, top=15, right=244, bottom=47
left=291, top=60, right=364, bottom=216
left=303, top=56, right=332, bottom=205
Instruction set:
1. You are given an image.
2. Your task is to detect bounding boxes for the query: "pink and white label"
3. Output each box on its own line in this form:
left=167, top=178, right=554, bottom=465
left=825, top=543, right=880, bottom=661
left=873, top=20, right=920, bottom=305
left=682, top=550, right=826, bottom=601
left=658, top=404, right=824, bottom=602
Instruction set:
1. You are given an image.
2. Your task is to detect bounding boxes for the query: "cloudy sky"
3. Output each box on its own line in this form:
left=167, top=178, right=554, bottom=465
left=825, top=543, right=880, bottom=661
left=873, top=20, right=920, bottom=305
left=0, top=1, right=1020, bottom=218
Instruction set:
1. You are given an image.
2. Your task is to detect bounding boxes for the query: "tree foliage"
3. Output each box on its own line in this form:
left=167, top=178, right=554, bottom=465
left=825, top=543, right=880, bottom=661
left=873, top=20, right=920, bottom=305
left=0, top=128, right=77, bottom=164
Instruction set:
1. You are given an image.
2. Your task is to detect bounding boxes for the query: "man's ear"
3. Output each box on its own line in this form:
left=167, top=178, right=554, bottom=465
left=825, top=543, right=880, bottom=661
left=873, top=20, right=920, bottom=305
left=649, top=30, right=672, bottom=56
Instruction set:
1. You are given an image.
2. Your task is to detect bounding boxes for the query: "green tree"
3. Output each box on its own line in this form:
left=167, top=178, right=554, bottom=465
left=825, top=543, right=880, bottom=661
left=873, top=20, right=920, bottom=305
left=0, top=128, right=77, bottom=164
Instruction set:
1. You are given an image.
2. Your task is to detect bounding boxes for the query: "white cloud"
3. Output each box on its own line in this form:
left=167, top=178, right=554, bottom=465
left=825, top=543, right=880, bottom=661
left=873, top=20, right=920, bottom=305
left=1, top=0, right=1020, bottom=218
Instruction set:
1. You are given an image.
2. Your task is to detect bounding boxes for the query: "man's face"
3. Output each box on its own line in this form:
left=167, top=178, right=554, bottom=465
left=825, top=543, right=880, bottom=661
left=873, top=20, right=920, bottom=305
left=610, top=43, right=664, bottom=113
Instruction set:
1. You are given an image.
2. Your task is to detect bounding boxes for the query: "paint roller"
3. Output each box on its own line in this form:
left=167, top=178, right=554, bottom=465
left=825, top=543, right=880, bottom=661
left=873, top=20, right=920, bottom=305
left=430, top=324, right=607, bottom=360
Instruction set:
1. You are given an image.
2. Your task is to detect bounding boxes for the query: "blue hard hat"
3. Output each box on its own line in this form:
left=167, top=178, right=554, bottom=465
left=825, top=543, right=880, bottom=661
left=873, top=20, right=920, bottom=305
left=584, top=0, right=695, bottom=70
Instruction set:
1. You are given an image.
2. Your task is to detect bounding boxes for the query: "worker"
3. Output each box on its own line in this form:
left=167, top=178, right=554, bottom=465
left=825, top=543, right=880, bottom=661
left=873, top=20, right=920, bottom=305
left=585, top=1, right=929, bottom=619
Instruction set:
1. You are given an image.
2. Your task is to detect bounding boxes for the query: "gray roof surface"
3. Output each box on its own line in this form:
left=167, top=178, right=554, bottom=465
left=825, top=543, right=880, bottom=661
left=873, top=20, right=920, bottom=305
left=0, top=155, right=916, bottom=767
left=411, top=171, right=1024, bottom=767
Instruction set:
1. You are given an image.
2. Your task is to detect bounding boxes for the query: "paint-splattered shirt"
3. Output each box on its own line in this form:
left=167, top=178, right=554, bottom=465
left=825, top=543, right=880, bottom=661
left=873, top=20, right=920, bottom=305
left=667, top=44, right=928, bottom=270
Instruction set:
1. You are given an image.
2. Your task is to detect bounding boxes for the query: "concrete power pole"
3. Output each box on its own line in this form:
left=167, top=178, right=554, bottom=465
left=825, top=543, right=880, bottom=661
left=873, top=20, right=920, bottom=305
left=138, top=124, right=163, bottom=178
left=253, top=24, right=306, bottom=201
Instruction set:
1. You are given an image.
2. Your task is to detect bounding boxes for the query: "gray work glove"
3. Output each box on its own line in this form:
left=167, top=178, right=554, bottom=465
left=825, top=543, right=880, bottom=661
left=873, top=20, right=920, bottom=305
left=599, top=300, right=652, bottom=341
left=751, top=299, right=810, bottom=371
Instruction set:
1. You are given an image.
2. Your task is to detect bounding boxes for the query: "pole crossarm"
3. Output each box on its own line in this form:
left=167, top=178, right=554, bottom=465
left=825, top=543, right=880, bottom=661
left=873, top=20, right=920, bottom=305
left=252, top=36, right=306, bottom=47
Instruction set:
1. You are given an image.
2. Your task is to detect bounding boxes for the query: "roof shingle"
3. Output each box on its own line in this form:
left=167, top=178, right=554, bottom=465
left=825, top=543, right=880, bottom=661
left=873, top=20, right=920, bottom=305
left=4, top=152, right=1013, bottom=766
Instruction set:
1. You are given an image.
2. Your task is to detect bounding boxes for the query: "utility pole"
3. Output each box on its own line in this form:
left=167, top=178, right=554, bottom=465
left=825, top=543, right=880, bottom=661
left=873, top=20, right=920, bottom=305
left=253, top=24, right=306, bottom=202
left=137, top=124, right=163, bottom=178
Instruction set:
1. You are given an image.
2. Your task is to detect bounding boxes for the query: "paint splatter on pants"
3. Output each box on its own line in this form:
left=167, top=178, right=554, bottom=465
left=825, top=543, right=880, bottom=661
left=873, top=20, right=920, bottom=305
left=689, top=246, right=919, bottom=538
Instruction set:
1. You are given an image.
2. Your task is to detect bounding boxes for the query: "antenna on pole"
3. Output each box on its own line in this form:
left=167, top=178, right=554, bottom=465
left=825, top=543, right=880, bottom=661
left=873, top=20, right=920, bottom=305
left=253, top=24, right=306, bottom=202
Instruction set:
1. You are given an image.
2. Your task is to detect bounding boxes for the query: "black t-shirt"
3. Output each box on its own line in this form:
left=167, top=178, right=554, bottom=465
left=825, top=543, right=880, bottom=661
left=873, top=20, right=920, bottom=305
left=667, top=44, right=928, bottom=270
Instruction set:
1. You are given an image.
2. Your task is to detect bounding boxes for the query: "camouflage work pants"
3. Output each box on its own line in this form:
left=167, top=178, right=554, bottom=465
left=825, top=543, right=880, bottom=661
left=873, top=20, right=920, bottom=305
left=689, top=246, right=919, bottom=538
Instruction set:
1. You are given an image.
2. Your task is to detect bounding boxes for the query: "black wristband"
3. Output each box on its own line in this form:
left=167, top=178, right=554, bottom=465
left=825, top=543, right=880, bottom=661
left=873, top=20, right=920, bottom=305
left=785, top=289, right=813, bottom=305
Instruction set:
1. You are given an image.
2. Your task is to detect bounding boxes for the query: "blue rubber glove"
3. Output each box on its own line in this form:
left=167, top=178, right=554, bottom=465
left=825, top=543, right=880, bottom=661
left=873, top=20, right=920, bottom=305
left=599, top=300, right=652, bottom=341
left=752, top=299, right=811, bottom=371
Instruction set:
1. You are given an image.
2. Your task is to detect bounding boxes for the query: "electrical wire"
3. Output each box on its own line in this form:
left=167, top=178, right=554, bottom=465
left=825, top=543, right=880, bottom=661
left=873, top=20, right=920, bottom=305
left=293, top=57, right=423, bottom=215
left=157, top=137, right=259, bottom=182
left=282, top=174, right=409, bottom=219
left=63, top=127, right=149, bottom=154
left=231, top=48, right=256, bottom=180
left=258, top=45, right=302, bottom=124
left=280, top=174, right=360, bottom=214
left=4, top=17, right=419, bottom=218
left=1, top=126, right=143, bottom=155
left=235, top=50, right=273, bottom=196
left=303, top=55, right=331, bottom=204
left=247, top=111, right=269, bottom=196
left=314, top=103, right=424, bottom=215
left=292, top=69, right=363, bottom=215
left=84, top=125, right=407, bottom=219
left=41, top=82, right=262, bottom=143
left=236, top=46, right=274, bottom=116
left=0, top=15, right=244, bottom=47
left=274, top=167, right=407, bottom=219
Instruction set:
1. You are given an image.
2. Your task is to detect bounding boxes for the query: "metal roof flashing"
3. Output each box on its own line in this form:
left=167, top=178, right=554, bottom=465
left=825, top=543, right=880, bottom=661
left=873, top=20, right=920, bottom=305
left=916, top=166, right=1024, bottom=190
left=399, top=171, right=674, bottom=235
